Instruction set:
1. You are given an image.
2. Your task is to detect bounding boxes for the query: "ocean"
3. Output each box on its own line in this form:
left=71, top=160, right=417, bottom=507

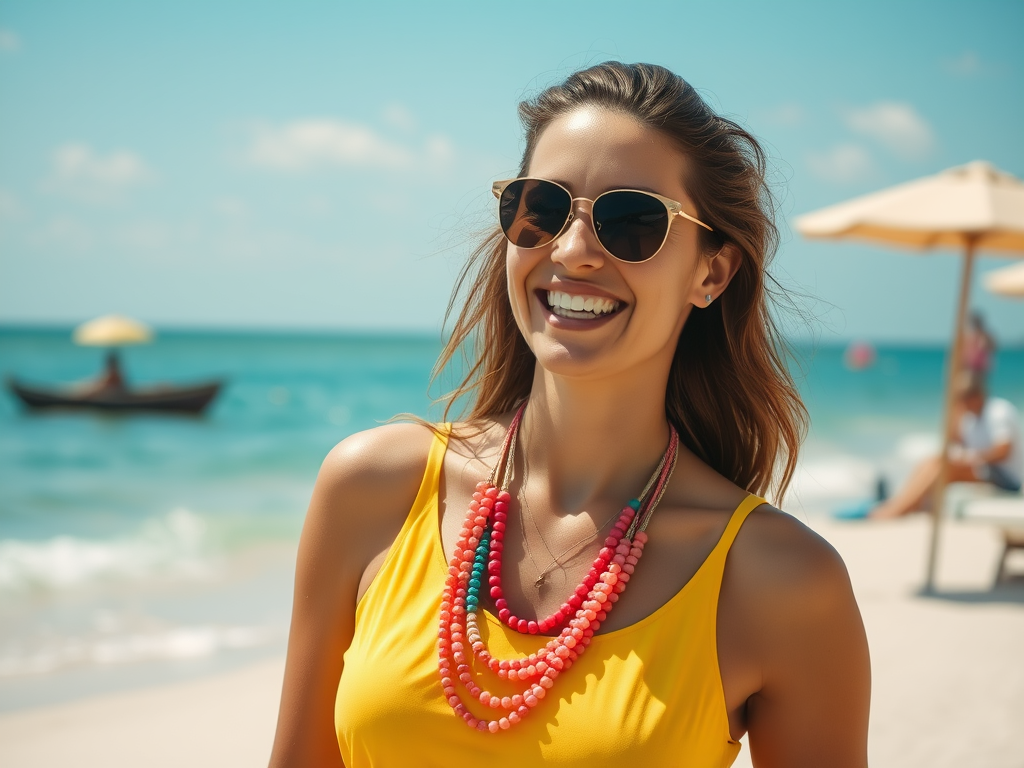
left=2, top=327, right=1022, bottom=711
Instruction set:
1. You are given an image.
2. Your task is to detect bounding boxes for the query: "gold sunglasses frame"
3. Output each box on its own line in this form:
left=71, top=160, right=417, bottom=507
left=491, top=177, right=713, bottom=264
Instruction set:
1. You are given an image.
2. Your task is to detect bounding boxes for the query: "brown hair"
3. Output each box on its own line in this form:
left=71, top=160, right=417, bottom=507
left=434, top=62, right=807, bottom=502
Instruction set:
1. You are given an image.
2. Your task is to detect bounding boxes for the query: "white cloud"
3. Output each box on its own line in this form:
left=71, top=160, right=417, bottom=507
left=0, top=188, right=26, bottom=219
left=806, top=143, right=877, bottom=184
left=944, top=51, right=984, bottom=77
left=0, top=28, right=20, bottom=52
left=29, top=216, right=95, bottom=251
left=115, top=220, right=173, bottom=251
left=213, top=196, right=249, bottom=219
left=760, top=102, right=805, bottom=128
left=842, top=102, right=935, bottom=160
left=44, top=143, right=154, bottom=203
left=382, top=103, right=417, bottom=133
left=244, top=118, right=454, bottom=173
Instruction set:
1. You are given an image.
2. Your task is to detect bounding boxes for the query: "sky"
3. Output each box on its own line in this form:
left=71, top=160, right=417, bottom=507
left=0, top=0, right=1022, bottom=343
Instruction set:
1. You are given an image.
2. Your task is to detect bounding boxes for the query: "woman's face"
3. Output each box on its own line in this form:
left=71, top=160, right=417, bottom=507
left=506, top=105, right=712, bottom=382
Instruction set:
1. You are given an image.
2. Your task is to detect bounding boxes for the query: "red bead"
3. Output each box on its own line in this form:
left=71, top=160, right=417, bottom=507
left=495, top=598, right=508, bottom=610
left=527, top=621, right=539, bottom=634
left=497, top=490, right=511, bottom=503
left=498, top=608, right=511, bottom=621
left=490, top=586, right=503, bottom=598
left=516, top=619, right=529, bottom=632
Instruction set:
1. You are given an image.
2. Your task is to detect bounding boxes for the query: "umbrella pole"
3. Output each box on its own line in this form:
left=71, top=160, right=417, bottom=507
left=924, top=237, right=978, bottom=592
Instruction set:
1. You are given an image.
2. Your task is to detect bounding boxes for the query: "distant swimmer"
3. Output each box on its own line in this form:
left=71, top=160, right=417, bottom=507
left=871, top=372, right=1021, bottom=519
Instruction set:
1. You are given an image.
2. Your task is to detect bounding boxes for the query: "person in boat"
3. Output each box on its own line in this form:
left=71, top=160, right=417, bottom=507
left=270, top=62, right=870, bottom=767
left=871, top=372, right=1022, bottom=519
left=81, top=350, right=127, bottom=396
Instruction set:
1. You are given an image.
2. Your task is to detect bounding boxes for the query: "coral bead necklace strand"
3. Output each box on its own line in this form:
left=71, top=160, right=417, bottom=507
left=437, top=402, right=680, bottom=733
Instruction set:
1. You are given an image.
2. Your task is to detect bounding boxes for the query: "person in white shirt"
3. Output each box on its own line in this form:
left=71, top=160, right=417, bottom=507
left=871, top=373, right=1022, bottom=519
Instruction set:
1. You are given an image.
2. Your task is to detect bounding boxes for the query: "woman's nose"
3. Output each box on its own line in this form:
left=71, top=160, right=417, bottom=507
left=550, top=206, right=606, bottom=271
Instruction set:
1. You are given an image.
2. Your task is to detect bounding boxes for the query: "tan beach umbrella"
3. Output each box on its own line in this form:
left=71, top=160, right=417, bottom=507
left=795, top=160, right=1024, bottom=590
left=984, top=261, right=1024, bottom=298
left=73, top=314, right=154, bottom=346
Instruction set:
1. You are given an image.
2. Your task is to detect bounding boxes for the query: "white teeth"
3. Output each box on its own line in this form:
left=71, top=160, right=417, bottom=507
left=545, top=291, right=619, bottom=319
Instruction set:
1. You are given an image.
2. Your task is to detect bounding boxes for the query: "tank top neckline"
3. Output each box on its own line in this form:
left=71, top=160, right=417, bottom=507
left=429, top=426, right=766, bottom=643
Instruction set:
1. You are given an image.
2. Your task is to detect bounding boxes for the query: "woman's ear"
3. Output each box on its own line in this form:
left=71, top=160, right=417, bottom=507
left=692, top=243, right=742, bottom=307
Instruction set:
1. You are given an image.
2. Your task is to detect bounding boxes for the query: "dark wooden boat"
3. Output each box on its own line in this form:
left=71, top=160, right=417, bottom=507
left=6, top=378, right=223, bottom=415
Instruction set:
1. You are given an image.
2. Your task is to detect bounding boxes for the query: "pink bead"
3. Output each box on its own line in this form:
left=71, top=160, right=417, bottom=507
left=555, top=645, right=570, bottom=658
left=507, top=668, right=519, bottom=681
left=448, top=695, right=460, bottom=707
left=525, top=695, right=539, bottom=708
left=629, top=547, right=643, bottom=558
left=499, top=717, right=511, bottom=730
left=532, top=684, right=546, bottom=699
left=564, top=636, right=577, bottom=649
left=476, top=720, right=488, bottom=731
left=634, top=531, right=648, bottom=544
left=493, top=501, right=508, bottom=514
left=497, top=490, right=511, bottom=503
left=488, top=720, right=500, bottom=733
left=594, top=592, right=608, bottom=604
left=623, top=563, right=635, bottom=574
left=612, top=554, right=626, bottom=565
left=508, top=712, right=521, bottom=725
left=618, top=572, right=630, bottom=582
left=539, top=675, right=554, bottom=689
left=526, top=664, right=537, bottom=677
left=511, top=694, right=524, bottom=708
left=501, top=696, right=512, bottom=709
left=625, top=555, right=639, bottom=565
left=603, top=536, right=618, bottom=547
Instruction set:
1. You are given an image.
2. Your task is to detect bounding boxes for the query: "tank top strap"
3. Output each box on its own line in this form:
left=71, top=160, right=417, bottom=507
left=699, top=493, right=766, bottom=580
left=407, top=423, right=449, bottom=525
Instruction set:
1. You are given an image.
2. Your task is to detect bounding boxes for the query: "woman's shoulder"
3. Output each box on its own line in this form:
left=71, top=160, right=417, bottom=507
left=319, top=421, right=439, bottom=488
left=730, top=503, right=855, bottom=617
left=310, top=422, right=440, bottom=533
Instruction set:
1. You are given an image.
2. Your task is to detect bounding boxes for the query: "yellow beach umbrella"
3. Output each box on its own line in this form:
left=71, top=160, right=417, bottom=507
left=795, top=160, right=1024, bottom=590
left=984, top=261, right=1024, bottom=298
left=73, top=315, right=154, bottom=346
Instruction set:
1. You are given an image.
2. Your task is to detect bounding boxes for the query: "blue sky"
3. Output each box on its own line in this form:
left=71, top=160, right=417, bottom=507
left=0, top=0, right=1022, bottom=342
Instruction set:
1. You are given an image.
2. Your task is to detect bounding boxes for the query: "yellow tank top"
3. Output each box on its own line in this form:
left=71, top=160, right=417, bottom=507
left=336, top=427, right=764, bottom=767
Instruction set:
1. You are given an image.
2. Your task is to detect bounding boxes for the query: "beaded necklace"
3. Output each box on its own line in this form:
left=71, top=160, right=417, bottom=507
left=437, top=402, right=680, bottom=733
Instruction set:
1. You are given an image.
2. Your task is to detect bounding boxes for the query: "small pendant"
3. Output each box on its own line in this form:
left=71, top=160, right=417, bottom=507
left=534, top=573, right=546, bottom=588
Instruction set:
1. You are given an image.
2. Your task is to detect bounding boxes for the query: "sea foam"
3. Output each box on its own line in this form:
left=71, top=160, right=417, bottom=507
left=0, top=508, right=214, bottom=592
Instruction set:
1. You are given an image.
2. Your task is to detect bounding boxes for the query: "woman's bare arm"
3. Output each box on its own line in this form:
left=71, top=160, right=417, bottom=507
left=268, top=423, right=434, bottom=768
left=726, top=510, right=871, bottom=768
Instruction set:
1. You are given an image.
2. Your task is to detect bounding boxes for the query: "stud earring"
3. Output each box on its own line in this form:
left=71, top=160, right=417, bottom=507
left=705, top=294, right=713, bottom=304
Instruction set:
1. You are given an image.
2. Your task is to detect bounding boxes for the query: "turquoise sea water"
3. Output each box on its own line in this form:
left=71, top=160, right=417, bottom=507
left=1, top=327, right=1022, bottom=710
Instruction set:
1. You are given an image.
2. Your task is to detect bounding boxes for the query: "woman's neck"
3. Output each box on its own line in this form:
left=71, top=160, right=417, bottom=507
left=518, top=364, right=672, bottom=512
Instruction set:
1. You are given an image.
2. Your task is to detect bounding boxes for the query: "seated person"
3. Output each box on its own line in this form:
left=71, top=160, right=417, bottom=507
left=81, top=351, right=127, bottom=396
left=871, top=373, right=1021, bottom=519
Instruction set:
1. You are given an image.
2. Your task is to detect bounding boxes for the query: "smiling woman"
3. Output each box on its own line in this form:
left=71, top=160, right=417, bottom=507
left=270, top=62, right=870, bottom=768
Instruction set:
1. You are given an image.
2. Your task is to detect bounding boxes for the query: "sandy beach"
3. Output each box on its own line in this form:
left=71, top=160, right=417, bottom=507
left=1, top=514, right=1021, bottom=768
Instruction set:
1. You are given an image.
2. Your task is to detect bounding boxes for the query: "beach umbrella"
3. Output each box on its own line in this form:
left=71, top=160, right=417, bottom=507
left=795, top=160, right=1024, bottom=590
left=73, top=314, right=154, bottom=346
left=984, top=261, right=1024, bottom=298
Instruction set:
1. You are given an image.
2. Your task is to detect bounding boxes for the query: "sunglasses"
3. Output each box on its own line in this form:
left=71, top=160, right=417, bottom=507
left=492, top=177, right=713, bottom=264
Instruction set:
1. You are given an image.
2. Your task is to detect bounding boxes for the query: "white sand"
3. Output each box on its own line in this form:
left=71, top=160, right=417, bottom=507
left=1, top=516, right=1022, bottom=767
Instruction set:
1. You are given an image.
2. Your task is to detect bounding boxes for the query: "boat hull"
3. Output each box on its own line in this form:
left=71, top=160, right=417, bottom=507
left=7, top=379, right=223, bottom=415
